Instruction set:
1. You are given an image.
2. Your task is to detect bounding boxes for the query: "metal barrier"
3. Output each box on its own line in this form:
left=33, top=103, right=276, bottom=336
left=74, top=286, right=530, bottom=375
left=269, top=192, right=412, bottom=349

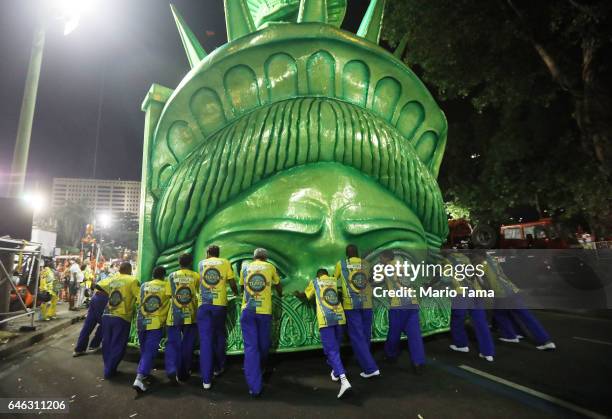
left=0, top=237, right=43, bottom=328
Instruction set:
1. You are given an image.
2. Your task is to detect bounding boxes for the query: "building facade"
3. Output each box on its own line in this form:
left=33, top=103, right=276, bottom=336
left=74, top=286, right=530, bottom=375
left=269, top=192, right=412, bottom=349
left=52, top=178, right=140, bottom=215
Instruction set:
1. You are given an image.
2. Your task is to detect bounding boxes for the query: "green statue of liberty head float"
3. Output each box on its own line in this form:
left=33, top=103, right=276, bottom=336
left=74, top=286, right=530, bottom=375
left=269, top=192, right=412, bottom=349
left=137, top=0, right=450, bottom=352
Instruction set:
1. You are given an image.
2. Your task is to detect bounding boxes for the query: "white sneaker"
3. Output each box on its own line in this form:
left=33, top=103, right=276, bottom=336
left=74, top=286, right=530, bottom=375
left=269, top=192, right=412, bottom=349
left=133, top=378, right=147, bottom=392
left=359, top=370, right=380, bottom=379
left=449, top=344, right=470, bottom=353
left=516, top=334, right=524, bottom=339
left=330, top=370, right=339, bottom=382
left=72, top=351, right=86, bottom=357
left=479, top=353, right=494, bottom=362
left=536, top=342, right=556, bottom=351
left=337, top=378, right=352, bottom=399
left=499, top=337, right=520, bottom=343
left=213, top=368, right=225, bottom=377
left=202, top=382, right=211, bottom=390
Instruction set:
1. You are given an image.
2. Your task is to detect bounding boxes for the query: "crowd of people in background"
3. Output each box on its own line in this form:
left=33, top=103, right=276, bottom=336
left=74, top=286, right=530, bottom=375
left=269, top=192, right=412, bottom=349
left=33, top=258, right=128, bottom=322
left=35, top=244, right=557, bottom=400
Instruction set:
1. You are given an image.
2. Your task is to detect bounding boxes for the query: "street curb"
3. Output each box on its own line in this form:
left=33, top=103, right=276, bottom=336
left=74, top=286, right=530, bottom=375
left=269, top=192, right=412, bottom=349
left=0, top=315, right=85, bottom=360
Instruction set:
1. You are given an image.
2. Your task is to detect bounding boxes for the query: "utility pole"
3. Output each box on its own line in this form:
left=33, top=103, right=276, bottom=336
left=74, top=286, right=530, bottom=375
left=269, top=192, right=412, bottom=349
left=8, top=23, right=46, bottom=198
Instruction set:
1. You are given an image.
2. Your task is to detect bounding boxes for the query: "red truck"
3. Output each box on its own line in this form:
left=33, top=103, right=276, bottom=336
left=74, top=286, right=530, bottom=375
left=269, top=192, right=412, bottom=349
left=447, top=218, right=574, bottom=249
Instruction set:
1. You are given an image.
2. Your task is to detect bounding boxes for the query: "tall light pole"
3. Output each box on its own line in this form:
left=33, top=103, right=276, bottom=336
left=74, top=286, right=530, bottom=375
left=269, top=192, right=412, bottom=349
left=7, top=0, right=96, bottom=197
left=8, top=23, right=46, bottom=198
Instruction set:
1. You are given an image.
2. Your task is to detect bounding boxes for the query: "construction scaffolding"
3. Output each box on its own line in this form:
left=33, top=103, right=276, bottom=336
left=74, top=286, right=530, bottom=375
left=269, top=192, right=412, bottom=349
left=0, top=237, right=43, bottom=329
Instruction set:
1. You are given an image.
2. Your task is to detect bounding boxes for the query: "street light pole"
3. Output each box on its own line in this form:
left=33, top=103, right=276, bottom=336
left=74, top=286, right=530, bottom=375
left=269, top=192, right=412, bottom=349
left=8, top=23, right=46, bottom=198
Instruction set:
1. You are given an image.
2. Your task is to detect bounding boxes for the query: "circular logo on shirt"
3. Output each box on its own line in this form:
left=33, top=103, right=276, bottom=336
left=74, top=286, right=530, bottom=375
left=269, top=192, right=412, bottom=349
left=109, top=290, right=123, bottom=307
left=322, top=288, right=339, bottom=306
left=175, top=286, right=193, bottom=305
left=350, top=271, right=368, bottom=290
left=203, top=268, right=221, bottom=286
left=143, top=295, right=161, bottom=313
left=247, top=274, right=266, bottom=293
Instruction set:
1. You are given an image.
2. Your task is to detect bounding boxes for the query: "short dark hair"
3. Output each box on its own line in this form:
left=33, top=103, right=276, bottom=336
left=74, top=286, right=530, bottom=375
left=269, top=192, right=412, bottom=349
left=119, top=261, right=132, bottom=275
left=346, top=244, right=359, bottom=258
left=207, top=245, right=220, bottom=257
left=253, top=248, right=268, bottom=261
left=380, top=249, right=394, bottom=261
left=152, top=266, right=166, bottom=279
left=179, top=253, right=193, bottom=268
left=316, top=268, right=328, bottom=277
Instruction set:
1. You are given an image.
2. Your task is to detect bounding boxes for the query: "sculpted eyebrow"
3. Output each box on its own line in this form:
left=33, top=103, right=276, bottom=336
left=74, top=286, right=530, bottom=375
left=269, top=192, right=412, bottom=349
left=209, top=217, right=324, bottom=239
left=342, top=217, right=425, bottom=237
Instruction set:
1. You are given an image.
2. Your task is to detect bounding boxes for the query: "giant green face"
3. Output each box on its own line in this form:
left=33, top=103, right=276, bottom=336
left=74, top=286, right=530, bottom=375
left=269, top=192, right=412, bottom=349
left=195, top=163, right=427, bottom=291
left=137, top=1, right=451, bottom=351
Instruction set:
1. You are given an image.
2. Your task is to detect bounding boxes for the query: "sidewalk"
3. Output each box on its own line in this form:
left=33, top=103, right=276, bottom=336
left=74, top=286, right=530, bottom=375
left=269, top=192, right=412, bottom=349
left=0, top=301, right=86, bottom=360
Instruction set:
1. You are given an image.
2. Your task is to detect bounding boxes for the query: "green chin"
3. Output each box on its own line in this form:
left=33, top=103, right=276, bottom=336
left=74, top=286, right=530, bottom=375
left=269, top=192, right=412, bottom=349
left=194, top=162, right=428, bottom=292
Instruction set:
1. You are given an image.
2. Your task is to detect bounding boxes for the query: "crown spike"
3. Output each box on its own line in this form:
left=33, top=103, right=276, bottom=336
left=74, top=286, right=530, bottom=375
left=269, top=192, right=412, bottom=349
left=357, top=0, right=386, bottom=44
left=393, top=33, right=409, bottom=59
left=170, top=4, right=207, bottom=68
left=224, top=0, right=256, bottom=42
left=297, top=0, right=328, bottom=23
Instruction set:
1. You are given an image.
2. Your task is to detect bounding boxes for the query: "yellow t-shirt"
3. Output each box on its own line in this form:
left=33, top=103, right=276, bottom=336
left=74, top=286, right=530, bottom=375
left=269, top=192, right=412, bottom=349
left=305, top=275, right=346, bottom=328
left=239, top=260, right=280, bottom=315
left=198, top=257, right=235, bottom=307
left=137, top=279, right=171, bottom=330
left=97, top=274, right=140, bottom=322
left=84, top=269, right=94, bottom=288
left=383, top=258, right=419, bottom=308
left=167, top=269, right=200, bottom=326
left=40, top=267, right=57, bottom=295
left=482, top=256, right=519, bottom=297
left=334, top=257, right=373, bottom=310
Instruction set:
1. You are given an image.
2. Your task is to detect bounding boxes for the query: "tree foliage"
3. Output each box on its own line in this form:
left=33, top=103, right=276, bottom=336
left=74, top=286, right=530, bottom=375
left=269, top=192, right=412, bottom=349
left=53, top=199, right=91, bottom=248
left=383, top=0, right=612, bottom=236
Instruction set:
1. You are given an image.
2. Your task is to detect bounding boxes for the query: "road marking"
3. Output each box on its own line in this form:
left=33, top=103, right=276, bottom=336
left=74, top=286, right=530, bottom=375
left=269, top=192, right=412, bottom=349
left=458, top=364, right=607, bottom=419
left=573, top=336, right=612, bottom=346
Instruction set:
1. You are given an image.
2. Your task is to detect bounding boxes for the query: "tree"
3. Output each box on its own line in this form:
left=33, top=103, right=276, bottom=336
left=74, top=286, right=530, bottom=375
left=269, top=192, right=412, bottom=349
left=54, top=199, right=91, bottom=248
left=383, top=0, right=612, bottom=236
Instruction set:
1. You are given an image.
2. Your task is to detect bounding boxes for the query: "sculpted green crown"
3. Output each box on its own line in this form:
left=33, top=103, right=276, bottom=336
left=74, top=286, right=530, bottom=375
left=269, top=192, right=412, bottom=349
left=136, top=0, right=451, bottom=352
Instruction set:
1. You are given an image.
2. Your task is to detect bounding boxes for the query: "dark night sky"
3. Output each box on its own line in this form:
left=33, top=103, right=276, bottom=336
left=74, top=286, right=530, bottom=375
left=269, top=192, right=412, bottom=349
left=0, top=0, right=370, bottom=194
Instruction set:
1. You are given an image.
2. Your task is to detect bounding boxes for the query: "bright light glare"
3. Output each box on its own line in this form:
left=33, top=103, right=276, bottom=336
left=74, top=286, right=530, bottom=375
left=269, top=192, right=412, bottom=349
left=98, top=213, right=112, bottom=229
left=48, top=0, right=96, bottom=35
left=21, top=192, right=47, bottom=214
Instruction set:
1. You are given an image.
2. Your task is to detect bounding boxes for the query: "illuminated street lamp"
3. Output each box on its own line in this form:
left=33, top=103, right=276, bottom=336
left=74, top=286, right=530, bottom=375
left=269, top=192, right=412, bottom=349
left=98, top=212, right=112, bottom=229
left=20, top=191, right=47, bottom=214
left=8, top=0, right=96, bottom=197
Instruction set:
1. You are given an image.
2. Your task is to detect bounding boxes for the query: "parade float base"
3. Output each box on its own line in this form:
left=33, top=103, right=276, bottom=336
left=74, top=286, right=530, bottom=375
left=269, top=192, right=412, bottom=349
left=128, top=295, right=451, bottom=354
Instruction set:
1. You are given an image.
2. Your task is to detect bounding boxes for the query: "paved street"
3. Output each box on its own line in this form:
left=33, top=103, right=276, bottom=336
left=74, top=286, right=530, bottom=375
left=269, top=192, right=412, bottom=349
left=1, top=311, right=611, bottom=419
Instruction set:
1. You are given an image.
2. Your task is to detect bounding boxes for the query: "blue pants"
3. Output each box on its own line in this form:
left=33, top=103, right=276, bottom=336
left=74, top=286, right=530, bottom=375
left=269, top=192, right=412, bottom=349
left=384, top=308, right=426, bottom=365
left=137, top=328, right=163, bottom=376
left=197, top=305, right=227, bottom=384
left=494, top=309, right=550, bottom=345
left=240, top=310, right=272, bottom=395
left=165, top=324, right=197, bottom=379
left=362, top=308, right=373, bottom=346
left=75, top=292, right=107, bottom=352
left=320, top=325, right=345, bottom=377
left=451, top=308, right=495, bottom=356
left=101, top=315, right=131, bottom=378
left=345, top=309, right=379, bottom=374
